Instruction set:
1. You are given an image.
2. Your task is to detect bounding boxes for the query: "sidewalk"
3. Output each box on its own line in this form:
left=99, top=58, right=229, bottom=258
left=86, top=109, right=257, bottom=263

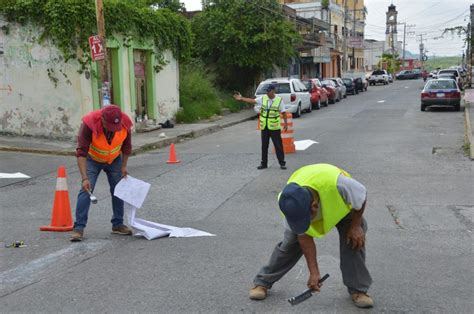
left=463, top=89, right=474, bottom=160
left=0, top=109, right=257, bottom=156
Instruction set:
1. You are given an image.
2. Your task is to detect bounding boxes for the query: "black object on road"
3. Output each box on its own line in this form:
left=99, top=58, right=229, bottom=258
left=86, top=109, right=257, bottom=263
left=288, top=273, right=330, bottom=306
left=5, top=240, right=26, bottom=248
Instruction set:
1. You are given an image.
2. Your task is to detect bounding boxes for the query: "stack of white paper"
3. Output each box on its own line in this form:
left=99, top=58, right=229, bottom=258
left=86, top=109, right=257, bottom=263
left=114, top=176, right=214, bottom=240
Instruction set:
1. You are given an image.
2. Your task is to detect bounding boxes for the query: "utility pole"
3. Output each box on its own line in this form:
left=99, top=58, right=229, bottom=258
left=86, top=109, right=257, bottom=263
left=398, top=23, right=415, bottom=61
left=352, top=0, right=357, bottom=70
left=342, top=0, right=348, bottom=73
left=417, top=33, right=427, bottom=70
left=95, top=0, right=109, bottom=107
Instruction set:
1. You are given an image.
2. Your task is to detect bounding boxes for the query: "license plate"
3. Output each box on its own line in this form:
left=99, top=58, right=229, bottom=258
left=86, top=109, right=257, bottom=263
left=436, top=93, right=445, bottom=98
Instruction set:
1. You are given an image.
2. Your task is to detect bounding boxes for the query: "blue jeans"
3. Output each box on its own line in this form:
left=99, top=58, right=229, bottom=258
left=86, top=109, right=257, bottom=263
left=73, top=156, right=124, bottom=230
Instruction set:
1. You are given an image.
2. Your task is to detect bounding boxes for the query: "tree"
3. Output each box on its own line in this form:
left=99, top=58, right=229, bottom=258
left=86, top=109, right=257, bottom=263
left=192, top=0, right=301, bottom=92
left=140, top=0, right=185, bottom=11
left=378, top=53, right=401, bottom=74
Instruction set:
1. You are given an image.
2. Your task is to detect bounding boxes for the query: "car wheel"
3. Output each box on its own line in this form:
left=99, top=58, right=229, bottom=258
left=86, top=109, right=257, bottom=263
left=325, top=99, right=329, bottom=107
left=356, top=90, right=359, bottom=95
left=294, top=104, right=301, bottom=118
left=421, top=104, right=426, bottom=111
left=455, top=103, right=461, bottom=111
left=344, top=93, right=347, bottom=98
left=307, top=102, right=312, bottom=113
left=316, top=99, right=321, bottom=110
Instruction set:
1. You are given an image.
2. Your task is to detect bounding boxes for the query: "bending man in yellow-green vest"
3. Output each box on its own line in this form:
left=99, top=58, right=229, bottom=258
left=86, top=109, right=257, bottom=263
left=249, top=163, right=374, bottom=309
left=234, top=84, right=288, bottom=170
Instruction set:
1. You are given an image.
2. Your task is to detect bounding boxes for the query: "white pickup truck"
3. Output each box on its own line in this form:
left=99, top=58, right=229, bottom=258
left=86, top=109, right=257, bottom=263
left=369, top=70, right=389, bottom=86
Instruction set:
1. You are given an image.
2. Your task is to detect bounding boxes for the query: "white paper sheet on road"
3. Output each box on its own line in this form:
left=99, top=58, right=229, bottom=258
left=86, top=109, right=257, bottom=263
left=114, top=176, right=151, bottom=208
left=115, top=176, right=215, bottom=240
left=294, top=140, right=319, bottom=151
left=0, top=172, right=30, bottom=179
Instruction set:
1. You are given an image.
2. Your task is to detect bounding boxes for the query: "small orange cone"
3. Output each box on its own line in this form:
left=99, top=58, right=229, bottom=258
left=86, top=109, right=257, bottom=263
left=40, top=166, right=74, bottom=232
left=166, top=143, right=181, bottom=164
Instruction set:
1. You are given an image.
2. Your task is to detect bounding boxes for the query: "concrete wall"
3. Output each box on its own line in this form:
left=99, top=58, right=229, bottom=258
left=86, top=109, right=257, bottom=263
left=155, top=51, right=179, bottom=121
left=0, top=17, right=93, bottom=138
left=0, top=18, right=180, bottom=138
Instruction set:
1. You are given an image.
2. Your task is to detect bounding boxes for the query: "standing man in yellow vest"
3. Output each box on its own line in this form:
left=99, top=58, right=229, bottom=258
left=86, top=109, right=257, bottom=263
left=234, top=84, right=288, bottom=170
left=70, top=105, right=134, bottom=242
left=249, top=163, right=374, bottom=308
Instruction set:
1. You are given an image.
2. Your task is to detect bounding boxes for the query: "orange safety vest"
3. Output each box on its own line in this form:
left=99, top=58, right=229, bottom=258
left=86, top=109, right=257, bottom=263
left=88, top=128, right=128, bottom=164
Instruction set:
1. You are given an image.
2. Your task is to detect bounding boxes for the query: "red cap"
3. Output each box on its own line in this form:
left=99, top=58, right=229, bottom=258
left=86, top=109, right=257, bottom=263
left=101, top=105, right=122, bottom=132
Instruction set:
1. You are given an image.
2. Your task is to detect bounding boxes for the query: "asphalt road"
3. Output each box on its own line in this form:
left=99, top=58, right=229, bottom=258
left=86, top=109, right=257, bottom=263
left=1, top=80, right=473, bottom=313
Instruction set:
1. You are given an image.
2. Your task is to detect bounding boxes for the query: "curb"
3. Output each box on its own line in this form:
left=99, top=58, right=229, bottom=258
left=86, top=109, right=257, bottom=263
left=0, top=113, right=256, bottom=156
left=464, top=101, right=474, bottom=160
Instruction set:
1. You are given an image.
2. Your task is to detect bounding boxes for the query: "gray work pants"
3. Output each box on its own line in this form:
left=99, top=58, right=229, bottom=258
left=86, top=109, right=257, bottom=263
left=253, top=215, right=372, bottom=294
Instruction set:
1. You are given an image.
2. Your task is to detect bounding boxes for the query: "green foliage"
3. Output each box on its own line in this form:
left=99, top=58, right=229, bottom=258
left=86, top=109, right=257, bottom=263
left=0, top=0, right=192, bottom=69
left=321, top=0, right=329, bottom=8
left=219, top=92, right=248, bottom=113
left=425, top=56, right=462, bottom=71
left=144, top=0, right=185, bottom=11
left=379, top=53, right=401, bottom=73
left=192, top=0, right=301, bottom=92
left=176, top=61, right=221, bottom=123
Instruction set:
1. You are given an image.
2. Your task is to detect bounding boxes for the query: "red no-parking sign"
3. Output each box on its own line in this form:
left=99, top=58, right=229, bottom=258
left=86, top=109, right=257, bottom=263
left=88, top=35, right=105, bottom=61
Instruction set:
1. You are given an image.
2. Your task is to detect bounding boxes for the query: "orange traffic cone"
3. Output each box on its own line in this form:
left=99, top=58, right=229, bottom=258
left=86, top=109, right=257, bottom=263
left=40, top=166, right=74, bottom=232
left=167, top=143, right=181, bottom=164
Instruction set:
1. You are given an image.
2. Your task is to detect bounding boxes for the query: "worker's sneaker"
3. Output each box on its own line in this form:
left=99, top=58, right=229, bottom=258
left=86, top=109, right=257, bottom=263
left=351, top=292, right=374, bottom=308
left=249, top=285, right=267, bottom=300
left=280, top=165, right=287, bottom=170
left=257, top=164, right=268, bottom=170
left=70, top=229, right=83, bottom=242
left=111, top=225, right=133, bottom=235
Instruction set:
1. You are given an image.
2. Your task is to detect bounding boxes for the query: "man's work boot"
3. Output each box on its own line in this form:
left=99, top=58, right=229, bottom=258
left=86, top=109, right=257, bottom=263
left=111, top=225, right=133, bottom=235
left=249, top=286, right=267, bottom=300
left=257, top=164, right=268, bottom=170
left=351, top=292, right=374, bottom=308
left=70, top=229, right=83, bottom=242
left=280, top=165, right=287, bottom=170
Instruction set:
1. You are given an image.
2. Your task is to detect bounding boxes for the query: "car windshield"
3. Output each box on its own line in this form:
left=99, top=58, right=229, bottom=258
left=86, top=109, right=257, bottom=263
left=439, top=70, right=458, bottom=76
left=342, top=78, right=352, bottom=84
left=322, top=80, right=333, bottom=86
left=372, top=70, right=385, bottom=75
left=302, top=81, right=312, bottom=90
left=426, top=80, right=457, bottom=90
left=256, top=83, right=291, bottom=95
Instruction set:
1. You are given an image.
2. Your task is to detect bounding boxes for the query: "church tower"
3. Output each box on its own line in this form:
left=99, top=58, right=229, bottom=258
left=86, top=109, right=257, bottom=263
left=385, top=4, right=398, bottom=54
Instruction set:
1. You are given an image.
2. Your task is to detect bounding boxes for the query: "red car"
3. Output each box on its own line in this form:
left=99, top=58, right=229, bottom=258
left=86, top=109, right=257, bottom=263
left=321, top=79, right=338, bottom=104
left=302, top=79, right=329, bottom=109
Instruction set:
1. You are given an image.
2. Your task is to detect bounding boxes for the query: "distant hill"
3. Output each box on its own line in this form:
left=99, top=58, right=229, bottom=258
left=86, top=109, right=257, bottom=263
left=425, top=56, right=462, bottom=70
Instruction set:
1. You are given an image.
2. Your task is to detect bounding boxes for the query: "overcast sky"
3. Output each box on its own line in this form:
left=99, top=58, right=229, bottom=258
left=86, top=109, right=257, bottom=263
left=182, top=0, right=471, bottom=57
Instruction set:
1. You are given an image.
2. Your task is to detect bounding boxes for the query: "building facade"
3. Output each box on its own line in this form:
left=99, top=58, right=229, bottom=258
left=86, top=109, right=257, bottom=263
left=0, top=17, right=179, bottom=138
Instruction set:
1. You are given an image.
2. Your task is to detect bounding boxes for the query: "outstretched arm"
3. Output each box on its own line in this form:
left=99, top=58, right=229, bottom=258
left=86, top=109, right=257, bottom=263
left=298, top=234, right=323, bottom=292
left=233, top=92, right=257, bottom=105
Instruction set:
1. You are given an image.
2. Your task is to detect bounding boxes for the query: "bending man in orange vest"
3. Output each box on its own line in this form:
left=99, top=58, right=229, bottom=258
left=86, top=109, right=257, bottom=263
left=70, top=105, right=133, bottom=242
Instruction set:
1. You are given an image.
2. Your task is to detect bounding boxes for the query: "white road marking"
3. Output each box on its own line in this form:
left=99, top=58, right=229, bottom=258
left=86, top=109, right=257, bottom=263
left=0, top=240, right=109, bottom=296
left=377, top=100, right=386, bottom=103
left=0, top=172, right=30, bottom=179
left=295, top=140, right=319, bottom=151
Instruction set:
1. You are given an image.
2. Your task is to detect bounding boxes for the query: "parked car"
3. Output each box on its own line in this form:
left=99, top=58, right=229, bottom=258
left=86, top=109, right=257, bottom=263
left=420, top=79, right=461, bottom=112
left=438, top=69, right=463, bottom=90
left=302, top=79, right=329, bottom=109
left=344, top=72, right=368, bottom=91
left=369, top=70, right=389, bottom=85
left=342, top=77, right=358, bottom=95
left=255, top=78, right=311, bottom=118
left=321, top=79, right=338, bottom=104
left=388, top=73, right=393, bottom=83
left=327, top=77, right=346, bottom=99
left=429, top=70, right=438, bottom=78
left=396, top=70, right=418, bottom=80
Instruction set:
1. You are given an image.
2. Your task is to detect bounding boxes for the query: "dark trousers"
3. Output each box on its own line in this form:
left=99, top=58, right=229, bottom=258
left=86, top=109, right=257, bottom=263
left=73, top=156, right=124, bottom=230
left=261, top=128, right=285, bottom=166
left=253, top=214, right=372, bottom=294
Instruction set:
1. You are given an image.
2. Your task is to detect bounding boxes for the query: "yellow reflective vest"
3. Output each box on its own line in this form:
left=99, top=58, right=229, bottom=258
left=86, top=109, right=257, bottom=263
left=259, top=95, right=282, bottom=130
left=286, top=164, right=352, bottom=238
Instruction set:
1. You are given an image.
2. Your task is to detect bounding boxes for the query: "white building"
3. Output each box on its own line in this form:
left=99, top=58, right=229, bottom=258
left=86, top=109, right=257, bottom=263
left=0, top=17, right=180, bottom=138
